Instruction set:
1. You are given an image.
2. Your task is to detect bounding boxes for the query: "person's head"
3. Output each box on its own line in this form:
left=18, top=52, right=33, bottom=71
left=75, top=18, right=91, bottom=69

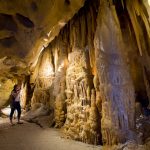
left=13, top=84, right=21, bottom=92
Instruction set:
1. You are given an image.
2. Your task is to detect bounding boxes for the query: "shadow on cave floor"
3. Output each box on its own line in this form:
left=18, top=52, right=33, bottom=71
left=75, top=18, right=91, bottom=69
left=0, top=118, right=101, bottom=150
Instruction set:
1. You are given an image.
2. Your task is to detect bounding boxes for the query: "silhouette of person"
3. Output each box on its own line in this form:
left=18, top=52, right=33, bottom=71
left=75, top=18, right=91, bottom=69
left=9, top=84, right=22, bottom=125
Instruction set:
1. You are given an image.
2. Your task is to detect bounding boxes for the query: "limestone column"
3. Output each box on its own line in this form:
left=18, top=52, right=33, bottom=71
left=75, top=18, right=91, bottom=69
left=94, top=0, right=135, bottom=145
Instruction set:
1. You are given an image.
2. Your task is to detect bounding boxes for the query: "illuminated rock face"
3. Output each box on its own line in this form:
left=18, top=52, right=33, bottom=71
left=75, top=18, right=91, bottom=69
left=0, top=0, right=85, bottom=85
left=0, top=0, right=85, bottom=60
left=31, top=48, right=55, bottom=107
left=22, top=0, right=150, bottom=146
left=0, top=0, right=150, bottom=147
left=0, top=79, right=14, bottom=108
left=29, top=0, right=100, bottom=144
left=64, top=50, right=99, bottom=144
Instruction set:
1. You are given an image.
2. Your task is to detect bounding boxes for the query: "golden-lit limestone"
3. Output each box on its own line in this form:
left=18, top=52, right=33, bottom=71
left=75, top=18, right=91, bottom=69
left=62, top=48, right=100, bottom=144
left=0, top=79, right=15, bottom=108
left=30, top=47, right=55, bottom=108
left=54, top=82, right=66, bottom=128
left=0, top=0, right=85, bottom=60
left=126, top=0, right=150, bottom=56
left=2, top=0, right=149, bottom=147
left=22, top=102, right=50, bottom=121
left=20, top=82, right=27, bottom=109
left=0, top=0, right=85, bottom=86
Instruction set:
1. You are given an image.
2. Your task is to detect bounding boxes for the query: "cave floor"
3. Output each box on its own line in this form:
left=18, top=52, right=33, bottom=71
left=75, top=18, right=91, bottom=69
left=0, top=118, right=101, bottom=150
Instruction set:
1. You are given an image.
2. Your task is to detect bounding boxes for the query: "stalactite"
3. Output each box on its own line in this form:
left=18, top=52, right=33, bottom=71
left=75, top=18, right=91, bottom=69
left=86, top=0, right=99, bottom=74
left=126, top=0, right=150, bottom=56
left=51, top=30, right=68, bottom=128
left=31, top=47, right=55, bottom=108
left=29, top=0, right=100, bottom=144
left=20, top=82, right=27, bottom=109
left=62, top=1, right=100, bottom=140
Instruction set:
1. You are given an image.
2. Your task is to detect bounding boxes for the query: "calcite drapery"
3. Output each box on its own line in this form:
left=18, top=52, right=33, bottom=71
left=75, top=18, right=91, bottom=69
left=52, top=36, right=68, bottom=128
left=64, top=49, right=99, bottom=144
left=31, top=47, right=54, bottom=107
left=94, top=0, right=135, bottom=145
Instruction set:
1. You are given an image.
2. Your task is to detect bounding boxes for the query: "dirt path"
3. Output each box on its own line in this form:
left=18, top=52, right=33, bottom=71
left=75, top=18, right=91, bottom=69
left=0, top=118, right=101, bottom=150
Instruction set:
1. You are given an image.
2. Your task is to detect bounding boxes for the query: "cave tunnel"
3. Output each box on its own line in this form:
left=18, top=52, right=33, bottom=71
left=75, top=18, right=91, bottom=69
left=0, top=0, right=150, bottom=150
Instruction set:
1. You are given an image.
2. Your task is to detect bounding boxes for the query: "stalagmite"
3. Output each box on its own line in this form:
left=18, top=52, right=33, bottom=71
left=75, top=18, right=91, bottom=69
left=54, top=81, right=66, bottom=128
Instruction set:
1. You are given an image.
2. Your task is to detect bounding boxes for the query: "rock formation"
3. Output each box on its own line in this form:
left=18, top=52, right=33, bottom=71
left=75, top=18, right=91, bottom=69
left=94, top=0, right=135, bottom=145
left=0, top=0, right=150, bottom=148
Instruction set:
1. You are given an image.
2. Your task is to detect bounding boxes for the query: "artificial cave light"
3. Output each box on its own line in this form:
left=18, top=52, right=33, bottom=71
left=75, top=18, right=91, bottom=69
left=148, top=0, right=150, bottom=6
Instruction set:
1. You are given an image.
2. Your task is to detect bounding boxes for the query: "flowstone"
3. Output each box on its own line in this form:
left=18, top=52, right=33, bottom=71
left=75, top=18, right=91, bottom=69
left=31, top=48, right=54, bottom=107
left=94, top=0, right=135, bottom=145
left=63, top=50, right=100, bottom=144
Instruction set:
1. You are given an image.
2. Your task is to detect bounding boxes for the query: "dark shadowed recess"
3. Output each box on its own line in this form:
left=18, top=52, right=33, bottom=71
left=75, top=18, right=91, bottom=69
left=0, top=36, right=16, bottom=47
left=65, top=0, right=70, bottom=5
left=0, top=13, right=18, bottom=32
left=16, top=13, right=34, bottom=28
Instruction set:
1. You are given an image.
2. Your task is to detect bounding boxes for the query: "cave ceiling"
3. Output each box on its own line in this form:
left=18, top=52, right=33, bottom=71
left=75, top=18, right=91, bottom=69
left=0, top=0, right=149, bottom=82
left=0, top=0, right=85, bottom=79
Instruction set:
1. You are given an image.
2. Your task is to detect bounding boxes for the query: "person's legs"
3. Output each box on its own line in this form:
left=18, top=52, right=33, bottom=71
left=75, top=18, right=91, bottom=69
left=10, top=107, right=15, bottom=125
left=16, top=102, right=21, bottom=123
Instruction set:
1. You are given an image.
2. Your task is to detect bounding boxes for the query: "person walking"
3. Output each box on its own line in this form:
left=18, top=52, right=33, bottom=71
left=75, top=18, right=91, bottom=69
left=9, top=84, right=22, bottom=125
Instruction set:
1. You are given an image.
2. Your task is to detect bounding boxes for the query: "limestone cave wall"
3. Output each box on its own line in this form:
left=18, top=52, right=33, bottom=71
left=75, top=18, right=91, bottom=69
left=24, top=0, right=150, bottom=146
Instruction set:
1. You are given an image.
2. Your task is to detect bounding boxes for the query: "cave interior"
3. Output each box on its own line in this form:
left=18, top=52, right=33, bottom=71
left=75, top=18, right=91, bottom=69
left=0, top=0, right=150, bottom=149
